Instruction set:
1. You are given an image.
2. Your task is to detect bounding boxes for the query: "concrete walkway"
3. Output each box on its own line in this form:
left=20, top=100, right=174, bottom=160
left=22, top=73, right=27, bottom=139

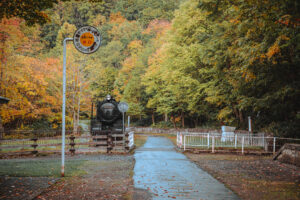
left=133, top=136, right=239, bottom=200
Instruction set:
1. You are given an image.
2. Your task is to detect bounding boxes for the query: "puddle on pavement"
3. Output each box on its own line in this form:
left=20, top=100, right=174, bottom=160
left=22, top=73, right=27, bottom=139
left=133, top=136, right=239, bottom=200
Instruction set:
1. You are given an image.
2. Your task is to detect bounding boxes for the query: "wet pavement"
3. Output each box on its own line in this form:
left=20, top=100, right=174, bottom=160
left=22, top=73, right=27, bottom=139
left=133, top=136, right=239, bottom=200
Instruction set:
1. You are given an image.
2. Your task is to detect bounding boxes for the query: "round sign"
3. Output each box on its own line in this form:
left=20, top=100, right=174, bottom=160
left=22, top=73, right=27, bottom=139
left=118, top=102, right=129, bottom=113
left=73, top=26, right=101, bottom=54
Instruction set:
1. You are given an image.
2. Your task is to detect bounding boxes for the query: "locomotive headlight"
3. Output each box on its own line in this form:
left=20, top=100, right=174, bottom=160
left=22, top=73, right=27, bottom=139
left=106, top=94, right=111, bottom=101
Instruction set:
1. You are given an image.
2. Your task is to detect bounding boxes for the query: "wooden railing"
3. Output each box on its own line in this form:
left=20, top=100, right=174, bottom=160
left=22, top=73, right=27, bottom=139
left=0, top=132, right=135, bottom=155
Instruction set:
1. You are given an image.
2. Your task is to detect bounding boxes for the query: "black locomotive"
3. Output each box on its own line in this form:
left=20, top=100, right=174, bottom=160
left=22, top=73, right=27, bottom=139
left=91, top=95, right=122, bottom=134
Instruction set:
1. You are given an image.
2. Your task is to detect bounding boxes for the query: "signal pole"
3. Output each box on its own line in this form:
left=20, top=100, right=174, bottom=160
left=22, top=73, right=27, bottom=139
left=61, top=37, right=73, bottom=177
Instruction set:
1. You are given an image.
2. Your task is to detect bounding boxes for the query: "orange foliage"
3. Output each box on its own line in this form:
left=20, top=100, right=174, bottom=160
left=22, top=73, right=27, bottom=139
left=109, top=12, right=126, bottom=24
left=143, top=19, right=171, bottom=37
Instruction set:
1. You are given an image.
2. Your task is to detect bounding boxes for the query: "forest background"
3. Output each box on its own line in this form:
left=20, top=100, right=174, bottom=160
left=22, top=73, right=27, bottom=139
left=0, top=0, right=299, bottom=138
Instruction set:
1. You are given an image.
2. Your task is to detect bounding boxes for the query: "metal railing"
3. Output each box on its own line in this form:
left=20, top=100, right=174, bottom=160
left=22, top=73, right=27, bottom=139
left=177, top=132, right=300, bottom=154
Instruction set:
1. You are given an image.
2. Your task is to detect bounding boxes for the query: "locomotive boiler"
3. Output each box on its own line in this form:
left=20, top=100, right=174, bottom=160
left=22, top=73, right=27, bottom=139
left=91, top=95, right=122, bottom=134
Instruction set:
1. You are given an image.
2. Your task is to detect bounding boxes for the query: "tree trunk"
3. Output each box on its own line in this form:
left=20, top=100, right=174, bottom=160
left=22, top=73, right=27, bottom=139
left=181, top=111, right=185, bottom=128
left=238, top=109, right=244, bottom=128
left=171, top=115, right=176, bottom=128
left=232, top=105, right=239, bottom=120
left=152, top=112, right=155, bottom=125
left=0, top=116, right=3, bottom=139
left=164, top=113, right=168, bottom=122
left=193, top=117, right=198, bottom=128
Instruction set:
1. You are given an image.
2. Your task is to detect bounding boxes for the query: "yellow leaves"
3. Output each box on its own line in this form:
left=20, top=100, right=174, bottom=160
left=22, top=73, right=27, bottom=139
left=127, top=40, right=143, bottom=55
left=266, top=35, right=289, bottom=60
left=229, top=19, right=240, bottom=25
left=242, top=70, right=256, bottom=82
left=280, top=35, right=290, bottom=41
left=0, top=53, right=64, bottom=127
left=246, top=28, right=256, bottom=39
left=217, top=107, right=233, bottom=122
left=93, top=14, right=106, bottom=27
left=266, top=42, right=280, bottom=60
left=56, top=22, right=76, bottom=46
left=121, top=57, right=137, bottom=74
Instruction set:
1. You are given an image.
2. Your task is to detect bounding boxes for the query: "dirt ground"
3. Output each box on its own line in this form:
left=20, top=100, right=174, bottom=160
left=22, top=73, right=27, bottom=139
left=34, top=154, right=139, bottom=200
left=185, top=153, right=300, bottom=200
left=0, top=154, right=152, bottom=200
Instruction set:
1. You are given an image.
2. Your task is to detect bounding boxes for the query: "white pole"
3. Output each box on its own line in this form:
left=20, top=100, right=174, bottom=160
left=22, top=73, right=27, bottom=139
left=212, top=136, right=215, bottom=153
left=128, top=116, right=130, bottom=128
left=184, top=135, right=186, bottom=151
left=122, top=112, right=125, bottom=133
left=61, top=37, right=73, bottom=177
left=248, top=116, right=252, bottom=133
left=207, top=133, right=210, bottom=148
left=235, top=134, right=237, bottom=149
left=242, top=136, right=244, bottom=155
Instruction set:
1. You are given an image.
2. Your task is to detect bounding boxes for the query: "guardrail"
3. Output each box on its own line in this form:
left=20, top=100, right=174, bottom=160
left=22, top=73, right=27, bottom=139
left=177, top=132, right=300, bottom=154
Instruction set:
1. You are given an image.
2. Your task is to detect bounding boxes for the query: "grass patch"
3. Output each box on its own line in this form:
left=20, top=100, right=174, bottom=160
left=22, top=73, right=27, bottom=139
left=0, top=159, right=87, bottom=177
left=165, top=135, right=177, bottom=145
left=134, top=135, right=148, bottom=148
left=135, top=132, right=177, bottom=146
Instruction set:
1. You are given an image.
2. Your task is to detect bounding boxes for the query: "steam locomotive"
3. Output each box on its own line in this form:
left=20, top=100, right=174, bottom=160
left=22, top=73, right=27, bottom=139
left=91, top=95, right=122, bottom=134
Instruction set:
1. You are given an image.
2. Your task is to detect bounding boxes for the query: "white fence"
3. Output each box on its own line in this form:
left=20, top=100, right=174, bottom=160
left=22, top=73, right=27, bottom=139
left=177, top=132, right=300, bottom=154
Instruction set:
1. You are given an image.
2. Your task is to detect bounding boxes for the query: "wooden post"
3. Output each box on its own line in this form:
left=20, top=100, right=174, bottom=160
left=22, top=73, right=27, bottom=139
left=31, top=138, right=38, bottom=154
left=273, top=137, right=276, bottom=155
left=69, top=135, right=76, bottom=156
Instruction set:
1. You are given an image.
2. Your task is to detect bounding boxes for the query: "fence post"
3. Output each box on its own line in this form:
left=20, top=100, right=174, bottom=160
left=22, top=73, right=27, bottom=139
left=242, top=136, right=244, bottom=155
left=69, top=135, right=75, bottom=156
left=235, top=134, right=237, bottom=149
left=207, top=133, right=210, bottom=148
left=31, top=138, right=38, bottom=154
left=212, top=136, right=215, bottom=153
left=184, top=135, right=186, bottom=151
left=180, top=133, right=183, bottom=148
left=273, top=137, right=276, bottom=154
